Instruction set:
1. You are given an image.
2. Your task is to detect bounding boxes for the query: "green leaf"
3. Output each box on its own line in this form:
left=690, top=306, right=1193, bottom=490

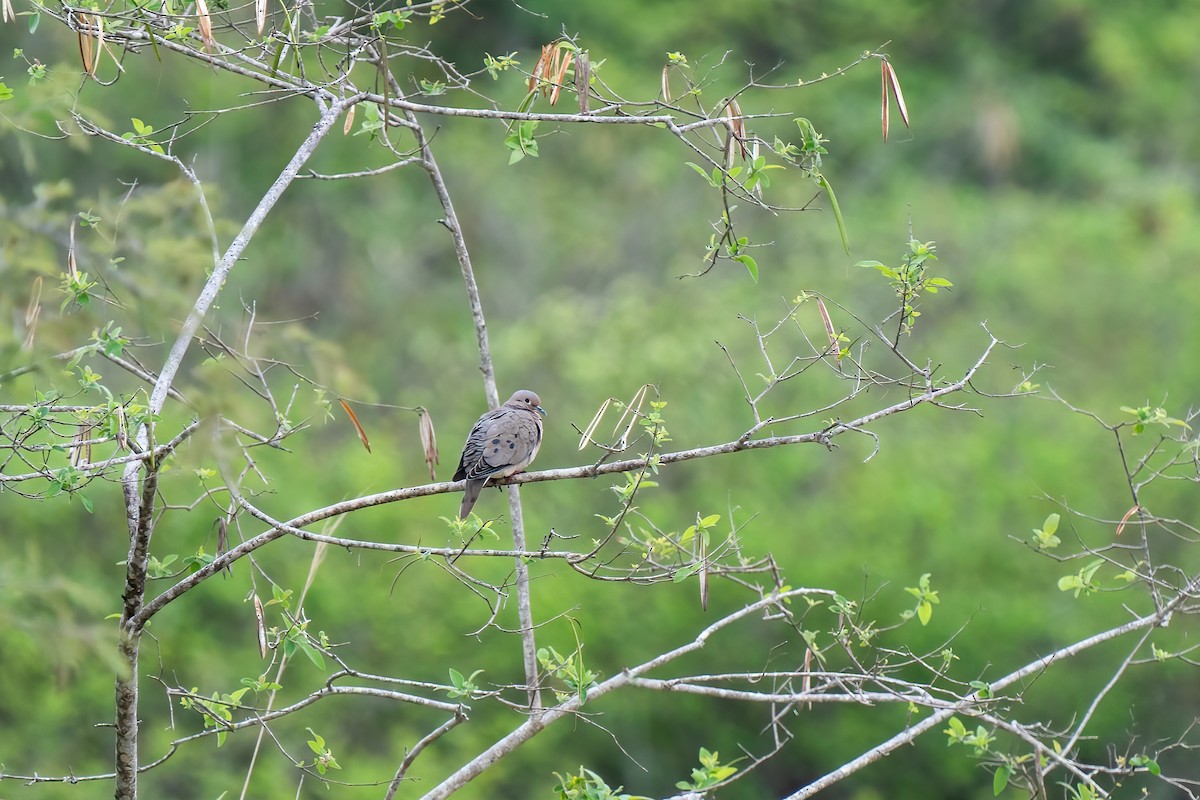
left=993, top=763, right=1011, bottom=795
left=0, top=82, right=14, bottom=102
left=685, top=161, right=718, bottom=187
left=1042, top=513, right=1060, bottom=536
left=736, top=254, right=759, bottom=283
left=944, top=716, right=967, bottom=743
left=817, top=175, right=849, bottom=255
left=1057, top=575, right=1081, bottom=592
left=28, top=12, right=41, bottom=33
left=916, top=600, right=932, bottom=626
left=699, top=514, right=720, bottom=528
left=1130, top=754, right=1161, bottom=775
left=298, top=640, right=325, bottom=669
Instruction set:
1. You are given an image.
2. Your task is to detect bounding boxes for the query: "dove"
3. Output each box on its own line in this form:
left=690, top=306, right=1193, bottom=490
left=453, top=390, right=547, bottom=519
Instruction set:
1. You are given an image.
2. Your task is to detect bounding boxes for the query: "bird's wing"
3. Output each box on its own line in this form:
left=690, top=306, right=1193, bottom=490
left=454, top=406, right=542, bottom=483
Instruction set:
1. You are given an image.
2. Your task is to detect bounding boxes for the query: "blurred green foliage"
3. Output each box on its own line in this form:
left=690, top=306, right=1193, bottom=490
left=1, top=0, right=1199, bottom=798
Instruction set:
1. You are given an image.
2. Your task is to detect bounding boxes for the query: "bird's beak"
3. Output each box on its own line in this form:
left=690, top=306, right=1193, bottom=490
left=536, top=405, right=548, bottom=416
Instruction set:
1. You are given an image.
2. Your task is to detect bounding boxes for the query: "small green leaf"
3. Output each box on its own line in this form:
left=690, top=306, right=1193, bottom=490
left=737, top=254, right=759, bottom=283
left=1130, top=754, right=1161, bottom=775
left=817, top=175, right=849, bottom=255
left=993, top=763, right=1011, bottom=795
left=944, top=715, right=967, bottom=743
left=685, top=161, right=719, bottom=187
left=298, top=640, right=325, bottom=669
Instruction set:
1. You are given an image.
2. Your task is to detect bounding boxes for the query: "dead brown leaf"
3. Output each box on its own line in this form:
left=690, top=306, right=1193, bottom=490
left=339, top=398, right=371, bottom=453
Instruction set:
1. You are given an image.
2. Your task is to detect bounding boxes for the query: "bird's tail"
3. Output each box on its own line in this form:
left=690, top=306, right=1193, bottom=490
left=459, top=479, right=485, bottom=519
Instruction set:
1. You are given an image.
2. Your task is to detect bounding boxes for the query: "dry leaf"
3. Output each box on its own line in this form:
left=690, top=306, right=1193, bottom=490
left=2, top=0, right=13, bottom=25
left=528, top=44, right=550, bottom=93
left=95, top=14, right=106, bottom=73
left=338, top=398, right=371, bottom=453
left=802, top=647, right=814, bottom=710
left=417, top=407, right=439, bottom=480
left=661, top=64, right=671, bottom=103
left=698, top=532, right=709, bottom=611
left=725, top=98, right=748, bottom=160
left=1115, top=505, right=1140, bottom=537
left=575, top=50, right=590, bottom=113
left=68, top=223, right=78, bottom=276
left=76, top=13, right=94, bottom=76
left=343, top=103, right=355, bottom=135
left=549, top=50, right=572, bottom=106
left=115, top=405, right=129, bottom=451
left=255, top=0, right=266, bottom=35
left=815, top=297, right=840, bottom=359
left=881, top=60, right=890, bottom=141
left=615, top=384, right=649, bottom=449
left=69, top=426, right=86, bottom=466
left=885, top=59, right=910, bottom=129
left=195, top=0, right=214, bottom=53
left=578, top=397, right=611, bottom=450
left=253, top=594, right=267, bottom=659
left=578, top=385, right=652, bottom=452
left=22, top=276, right=42, bottom=351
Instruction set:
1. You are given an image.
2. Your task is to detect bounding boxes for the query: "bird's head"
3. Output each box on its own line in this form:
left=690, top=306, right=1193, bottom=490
left=508, top=389, right=547, bottom=416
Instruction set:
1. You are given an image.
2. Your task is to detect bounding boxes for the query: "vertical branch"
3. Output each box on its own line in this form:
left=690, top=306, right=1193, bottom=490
left=115, top=462, right=159, bottom=800
left=506, top=486, right=543, bottom=710
left=112, top=97, right=354, bottom=800
left=406, top=113, right=499, bottom=407
left=146, top=97, right=357, bottom=417
left=385, top=68, right=540, bottom=706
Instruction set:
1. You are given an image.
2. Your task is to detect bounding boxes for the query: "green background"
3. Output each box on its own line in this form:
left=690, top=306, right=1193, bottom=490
left=1, top=0, right=1199, bottom=798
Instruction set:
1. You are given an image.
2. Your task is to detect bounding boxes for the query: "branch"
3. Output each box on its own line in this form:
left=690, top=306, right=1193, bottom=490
left=420, top=587, right=831, bottom=799
left=785, top=596, right=1184, bottom=799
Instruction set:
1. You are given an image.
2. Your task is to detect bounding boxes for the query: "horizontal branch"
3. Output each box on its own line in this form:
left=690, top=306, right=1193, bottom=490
left=0, top=684, right=460, bottom=787
left=0, top=418, right=203, bottom=483
left=132, top=336, right=998, bottom=631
